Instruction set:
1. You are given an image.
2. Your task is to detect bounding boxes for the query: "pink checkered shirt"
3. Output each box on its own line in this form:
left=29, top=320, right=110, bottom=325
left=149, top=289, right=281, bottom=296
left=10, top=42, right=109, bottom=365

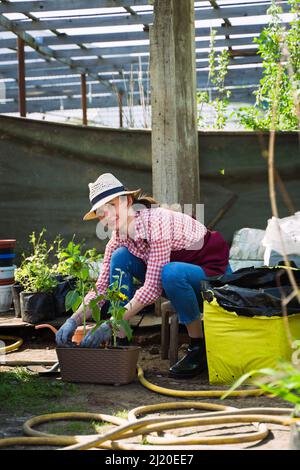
left=84, top=207, right=207, bottom=307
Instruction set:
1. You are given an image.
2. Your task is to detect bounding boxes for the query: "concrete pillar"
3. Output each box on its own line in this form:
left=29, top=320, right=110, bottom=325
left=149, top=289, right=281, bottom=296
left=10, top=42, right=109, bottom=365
left=150, top=0, right=200, bottom=211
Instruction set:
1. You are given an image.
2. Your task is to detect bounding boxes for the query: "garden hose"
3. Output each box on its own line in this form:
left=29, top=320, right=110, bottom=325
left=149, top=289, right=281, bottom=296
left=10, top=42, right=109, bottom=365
left=137, top=366, right=264, bottom=398
left=0, top=389, right=296, bottom=449
left=0, top=330, right=297, bottom=449
left=0, top=335, right=23, bottom=354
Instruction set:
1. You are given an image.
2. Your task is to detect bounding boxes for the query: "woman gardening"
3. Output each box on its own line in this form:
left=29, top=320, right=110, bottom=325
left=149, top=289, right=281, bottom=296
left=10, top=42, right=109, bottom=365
left=56, top=173, right=232, bottom=378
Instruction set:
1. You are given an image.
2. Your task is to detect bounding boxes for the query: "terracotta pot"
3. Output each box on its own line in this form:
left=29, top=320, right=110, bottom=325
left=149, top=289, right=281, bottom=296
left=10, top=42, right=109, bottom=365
left=71, top=325, right=94, bottom=345
left=56, top=346, right=141, bottom=385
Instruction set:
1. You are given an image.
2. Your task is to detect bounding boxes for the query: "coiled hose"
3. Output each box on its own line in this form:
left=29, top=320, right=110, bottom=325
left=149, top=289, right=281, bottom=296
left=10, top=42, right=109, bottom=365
left=0, top=333, right=297, bottom=449
left=0, top=335, right=23, bottom=354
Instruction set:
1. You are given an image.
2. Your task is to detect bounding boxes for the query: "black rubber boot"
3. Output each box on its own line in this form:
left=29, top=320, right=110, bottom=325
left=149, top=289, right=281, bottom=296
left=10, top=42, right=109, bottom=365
left=168, top=341, right=207, bottom=378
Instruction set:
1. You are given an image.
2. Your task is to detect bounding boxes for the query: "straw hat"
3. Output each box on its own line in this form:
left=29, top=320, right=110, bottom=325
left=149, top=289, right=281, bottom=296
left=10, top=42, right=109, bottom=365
left=83, top=173, right=140, bottom=221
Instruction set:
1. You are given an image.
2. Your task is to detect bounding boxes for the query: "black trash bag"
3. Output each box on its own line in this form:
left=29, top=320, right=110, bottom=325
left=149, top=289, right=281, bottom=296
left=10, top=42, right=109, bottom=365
left=20, top=292, right=56, bottom=324
left=11, top=282, right=24, bottom=318
left=201, top=266, right=300, bottom=317
left=53, top=275, right=77, bottom=317
left=211, top=265, right=300, bottom=289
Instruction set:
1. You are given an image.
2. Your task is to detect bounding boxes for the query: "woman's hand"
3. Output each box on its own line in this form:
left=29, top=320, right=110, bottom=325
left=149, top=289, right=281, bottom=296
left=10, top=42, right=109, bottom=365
left=80, top=323, right=112, bottom=348
left=55, top=318, right=77, bottom=347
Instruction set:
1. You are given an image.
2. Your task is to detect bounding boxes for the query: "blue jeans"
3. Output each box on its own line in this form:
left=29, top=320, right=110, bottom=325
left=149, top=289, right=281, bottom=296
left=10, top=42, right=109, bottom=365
left=109, top=246, right=232, bottom=325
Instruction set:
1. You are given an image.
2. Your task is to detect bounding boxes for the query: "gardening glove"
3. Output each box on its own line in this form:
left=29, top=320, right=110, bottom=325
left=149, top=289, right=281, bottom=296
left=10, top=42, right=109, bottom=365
left=55, top=318, right=77, bottom=347
left=80, top=323, right=112, bottom=348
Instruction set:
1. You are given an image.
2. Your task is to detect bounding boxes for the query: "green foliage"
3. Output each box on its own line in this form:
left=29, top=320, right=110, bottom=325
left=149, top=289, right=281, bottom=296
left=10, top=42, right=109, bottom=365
left=63, top=240, right=99, bottom=332
left=196, top=91, right=210, bottom=127
left=235, top=0, right=300, bottom=131
left=89, top=269, right=133, bottom=347
left=196, top=1, right=300, bottom=131
left=53, top=236, right=103, bottom=281
left=15, top=229, right=103, bottom=299
left=14, top=229, right=58, bottom=293
left=65, top=251, right=132, bottom=346
left=197, top=30, right=231, bottom=129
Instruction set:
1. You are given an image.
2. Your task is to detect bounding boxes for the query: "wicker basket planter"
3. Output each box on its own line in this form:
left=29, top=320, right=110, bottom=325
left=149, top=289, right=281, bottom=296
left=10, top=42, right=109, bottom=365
left=56, top=345, right=141, bottom=385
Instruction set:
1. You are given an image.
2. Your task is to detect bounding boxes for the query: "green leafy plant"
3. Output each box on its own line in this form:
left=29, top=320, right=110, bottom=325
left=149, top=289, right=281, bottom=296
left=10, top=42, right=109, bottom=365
left=197, top=29, right=231, bottom=129
left=66, top=268, right=132, bottom=347
left=52, top=236, right=103, bottom=279
left=14, top=229, right=58, bottom=293
left=235, top=0, right=300, bottom=130
left=63, top=242, right=96, bottom=333
left=88, top=268, right=132, bottom=347
left=222, top=341, right=300, bottom=416
left=57, top=237, right=103, bottom=330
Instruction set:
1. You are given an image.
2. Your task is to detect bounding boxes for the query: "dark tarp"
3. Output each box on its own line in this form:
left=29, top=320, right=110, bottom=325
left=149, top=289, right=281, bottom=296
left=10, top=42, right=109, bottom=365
left=202, top=266, right=300, bottom=317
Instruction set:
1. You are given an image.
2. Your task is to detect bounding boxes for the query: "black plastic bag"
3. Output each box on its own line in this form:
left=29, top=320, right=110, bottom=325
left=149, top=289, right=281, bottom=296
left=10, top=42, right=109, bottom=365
left=11, top=282, right=24, bottom=318
left=53, top=275, right=77, bottom=317
left=20, top=292, right=56, bottom=324
left=202, top=266, right=300, bottom=317
left=212, top=265, right=300, bottom=289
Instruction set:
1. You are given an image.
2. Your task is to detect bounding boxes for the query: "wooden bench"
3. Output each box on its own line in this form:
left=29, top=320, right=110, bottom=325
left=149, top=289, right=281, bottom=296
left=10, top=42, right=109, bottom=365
left=160, top=299, right=204, bottom=367
left=160, top=300, right=179, bottom=366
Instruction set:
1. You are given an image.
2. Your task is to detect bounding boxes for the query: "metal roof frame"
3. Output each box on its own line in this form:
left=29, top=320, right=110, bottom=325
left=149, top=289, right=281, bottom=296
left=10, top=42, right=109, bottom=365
left=0, top=0, right=294, bottom=116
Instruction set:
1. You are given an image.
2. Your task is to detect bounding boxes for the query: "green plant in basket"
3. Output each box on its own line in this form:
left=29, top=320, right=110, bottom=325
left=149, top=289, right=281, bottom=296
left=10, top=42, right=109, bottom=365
left=88, top=269, right=133, bottom=347
left=66, top=265, right=132, bottom=347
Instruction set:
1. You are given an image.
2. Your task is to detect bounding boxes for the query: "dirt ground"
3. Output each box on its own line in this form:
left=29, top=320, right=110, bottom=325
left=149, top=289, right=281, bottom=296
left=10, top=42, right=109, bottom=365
left=0, top=331, right=294, bottom=451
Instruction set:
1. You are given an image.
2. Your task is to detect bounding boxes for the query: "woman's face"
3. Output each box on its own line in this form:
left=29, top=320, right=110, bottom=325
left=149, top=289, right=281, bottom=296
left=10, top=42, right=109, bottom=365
left=96, top=195, right=133, bottom=233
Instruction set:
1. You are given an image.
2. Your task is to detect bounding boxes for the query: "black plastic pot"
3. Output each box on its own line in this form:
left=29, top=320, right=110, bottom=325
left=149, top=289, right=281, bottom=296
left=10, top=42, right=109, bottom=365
left=53, top=275, right=77, bottom=317
left=20, top=291, right=56, bottom=324
left=12, top=282, right=24, bottom=318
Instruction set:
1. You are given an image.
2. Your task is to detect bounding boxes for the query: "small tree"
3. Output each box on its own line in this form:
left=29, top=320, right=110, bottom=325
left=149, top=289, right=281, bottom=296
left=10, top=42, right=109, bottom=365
left=236, top=0, right=300, bottom=131
left=197, top=29, right=231, bottom=130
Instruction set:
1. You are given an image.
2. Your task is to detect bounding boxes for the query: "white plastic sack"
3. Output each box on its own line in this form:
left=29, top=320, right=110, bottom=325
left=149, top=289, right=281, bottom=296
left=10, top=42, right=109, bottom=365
left=229, top=228, right=266, bottom=260
left=262, top=212, right=300, bottom=264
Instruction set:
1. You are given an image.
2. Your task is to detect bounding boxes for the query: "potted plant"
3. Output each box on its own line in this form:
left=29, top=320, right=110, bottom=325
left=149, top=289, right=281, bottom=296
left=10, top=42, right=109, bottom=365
left=14, top=230, right=58, bottom=324
left=13, top=231, right=101, bottom=319
left=222, top=340, right=300, bottom=449
left=51, top=236, right=103, bottom=317
left=56, top=268, right=141, bottom=385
